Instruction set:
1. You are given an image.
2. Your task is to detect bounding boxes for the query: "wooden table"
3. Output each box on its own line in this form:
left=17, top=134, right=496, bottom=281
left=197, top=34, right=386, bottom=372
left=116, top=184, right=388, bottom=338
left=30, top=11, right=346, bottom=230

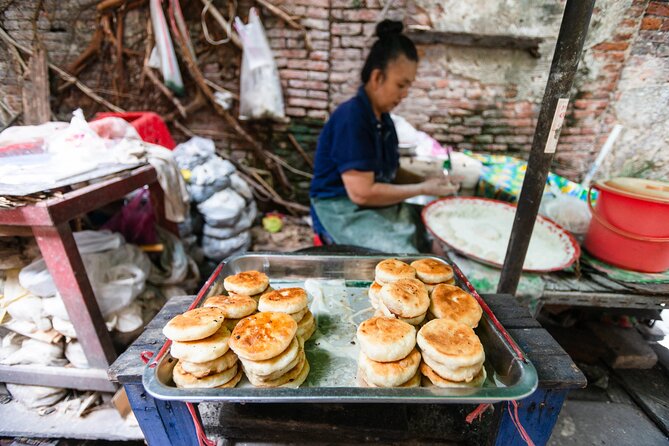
left=0, top=164, right=176, bottom=392
left=109, top=293, right=586, bottom=446
left=542, top=268, right=668, bottom=311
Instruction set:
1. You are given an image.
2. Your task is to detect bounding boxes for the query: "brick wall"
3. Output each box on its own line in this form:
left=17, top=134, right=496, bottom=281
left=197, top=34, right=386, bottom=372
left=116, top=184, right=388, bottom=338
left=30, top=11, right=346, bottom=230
left=0, top=0, right=666, bottom=205
left=598, top=0, right=669, bottom=181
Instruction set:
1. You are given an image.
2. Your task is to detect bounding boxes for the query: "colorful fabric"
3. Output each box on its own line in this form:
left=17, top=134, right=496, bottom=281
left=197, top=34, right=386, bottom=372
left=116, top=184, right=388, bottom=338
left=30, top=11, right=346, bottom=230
left=581, top=252, right=669, bottom=283
left=465, top=151, right=597, bottom=203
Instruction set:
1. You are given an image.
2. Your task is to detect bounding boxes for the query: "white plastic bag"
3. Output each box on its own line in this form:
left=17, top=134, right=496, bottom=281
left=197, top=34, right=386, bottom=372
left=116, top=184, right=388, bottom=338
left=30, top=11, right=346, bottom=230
left=197, top=189, right=246, bottom=227
left=235, top=8, right=285, bottom=121
left=149, top=0, right=184, bottom=95
left=0, top=338, right=65, bottom=366
left=202, top=230, right=251, bottom=260
left=173, top=136, right=216, bottom=170
left=230, top=173, right=254, bottom=203
left=188, top=157, right=235, bottom=203
left=203, top=201, right=257, bottom=239
left=65, top=341, right=89, bottom=368
left=113, top=302, right=144, bottom=333
left=542, top=195, right=592, bottom=236
left=6, top=383, right=67, bottom=409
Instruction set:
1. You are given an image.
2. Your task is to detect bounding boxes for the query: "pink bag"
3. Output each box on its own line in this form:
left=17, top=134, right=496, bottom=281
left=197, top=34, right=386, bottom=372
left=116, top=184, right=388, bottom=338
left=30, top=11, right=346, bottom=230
left=102, top=189, right=158, bottom=245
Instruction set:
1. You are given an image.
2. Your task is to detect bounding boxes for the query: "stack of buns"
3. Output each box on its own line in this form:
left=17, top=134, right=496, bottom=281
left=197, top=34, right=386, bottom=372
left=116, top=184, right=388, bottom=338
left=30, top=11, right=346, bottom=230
left=224, top=271, right=272, bottom=302
left=229, top=312, right=310, bottom=388
left=258, top=287, right=315, bottom=345
left=371, top=259, right=430, bottom=326
left=163, top=307, right=242, bottom=388
left=368, top=258, right=415, bottom=309
left=356, top=317, right=421, bottom=388
left=417, top=318, right=486, bottom=388
left=410, top=258, right=455, bottom=292
left=203, top=293, right=257, bottom=330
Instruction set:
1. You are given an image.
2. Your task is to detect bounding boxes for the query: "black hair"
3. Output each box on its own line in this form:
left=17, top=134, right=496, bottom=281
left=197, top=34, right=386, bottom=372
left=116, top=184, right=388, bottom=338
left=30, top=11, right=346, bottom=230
left=361, top=20, right=418, bottom=84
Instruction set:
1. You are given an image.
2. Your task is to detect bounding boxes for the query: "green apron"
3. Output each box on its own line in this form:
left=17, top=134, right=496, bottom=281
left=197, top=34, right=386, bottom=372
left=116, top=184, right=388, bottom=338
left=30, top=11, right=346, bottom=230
left=311, top=196, right=429, bottom=254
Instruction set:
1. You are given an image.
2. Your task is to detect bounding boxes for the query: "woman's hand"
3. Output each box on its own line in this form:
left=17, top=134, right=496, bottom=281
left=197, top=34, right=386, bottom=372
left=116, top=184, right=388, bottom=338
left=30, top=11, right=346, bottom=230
left=420, top=176, right=460, bottom=196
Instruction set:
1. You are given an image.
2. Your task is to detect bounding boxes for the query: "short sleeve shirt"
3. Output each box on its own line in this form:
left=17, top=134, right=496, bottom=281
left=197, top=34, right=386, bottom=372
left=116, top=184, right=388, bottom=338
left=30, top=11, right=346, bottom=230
left=309, top=86, right=400, bottom=199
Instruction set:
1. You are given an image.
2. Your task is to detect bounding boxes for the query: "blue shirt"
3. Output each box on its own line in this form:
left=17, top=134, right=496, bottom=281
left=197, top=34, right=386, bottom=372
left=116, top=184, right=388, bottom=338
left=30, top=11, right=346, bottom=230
left=310, top=86, right=400, bottom=199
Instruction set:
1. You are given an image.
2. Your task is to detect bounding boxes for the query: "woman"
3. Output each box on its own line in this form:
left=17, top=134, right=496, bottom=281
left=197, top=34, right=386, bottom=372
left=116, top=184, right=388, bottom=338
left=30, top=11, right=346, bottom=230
left=309, top=20, right=458, bottom=253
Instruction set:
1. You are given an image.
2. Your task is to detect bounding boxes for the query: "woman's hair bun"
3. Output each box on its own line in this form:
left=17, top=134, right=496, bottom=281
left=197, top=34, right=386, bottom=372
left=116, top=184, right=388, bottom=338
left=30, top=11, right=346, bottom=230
left=376, top=19, right=403, bottom=39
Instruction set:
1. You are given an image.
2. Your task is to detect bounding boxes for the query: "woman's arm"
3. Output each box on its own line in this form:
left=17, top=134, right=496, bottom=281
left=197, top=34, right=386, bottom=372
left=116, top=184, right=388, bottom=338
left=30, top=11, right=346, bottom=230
left=342, top=170, right=458, bottom=207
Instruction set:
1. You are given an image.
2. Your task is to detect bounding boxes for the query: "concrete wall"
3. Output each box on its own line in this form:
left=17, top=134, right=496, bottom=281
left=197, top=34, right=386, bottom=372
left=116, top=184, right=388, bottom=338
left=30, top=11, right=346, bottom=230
left=0, top=0, right=666, bottom=204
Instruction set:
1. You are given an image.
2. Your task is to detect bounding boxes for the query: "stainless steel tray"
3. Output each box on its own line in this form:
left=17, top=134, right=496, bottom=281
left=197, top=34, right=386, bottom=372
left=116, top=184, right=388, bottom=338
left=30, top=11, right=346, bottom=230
left=143, top=253, right=538, bottom=403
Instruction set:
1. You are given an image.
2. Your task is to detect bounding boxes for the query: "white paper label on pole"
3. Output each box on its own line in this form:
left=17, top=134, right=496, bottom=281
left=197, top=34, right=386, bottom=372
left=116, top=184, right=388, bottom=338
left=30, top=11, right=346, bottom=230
left=545, top=98, right=569, bottom=154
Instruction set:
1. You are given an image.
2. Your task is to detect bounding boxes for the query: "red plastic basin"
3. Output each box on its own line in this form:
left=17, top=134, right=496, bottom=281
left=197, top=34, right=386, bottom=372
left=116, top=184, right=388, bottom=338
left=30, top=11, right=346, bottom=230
left=584, top=178, right=669, bottom=273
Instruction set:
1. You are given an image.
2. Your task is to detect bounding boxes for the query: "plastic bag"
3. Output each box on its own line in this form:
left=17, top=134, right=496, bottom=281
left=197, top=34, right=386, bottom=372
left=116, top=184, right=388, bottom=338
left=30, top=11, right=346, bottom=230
left=149, top=0, right=184, bottom=95
left=149, top=227, right=199, bottom=286
left=541, top=194, right=592, bottom=236
left=65, top=341, right=89, bottom=368
left=235, top=8, right=285, bottom=121
left=6, top=383, right=67, bottom=409
left=6, top=295, right=51, bottom=331
left=52, top=316, right=77, bottom=338
left=173, top=136, right=216, bottom=170
left=0, top=332, right=23, bottom=361
left=187, top=157, right=235, bottom=203
left=113, top=302, right=144, bottom=333
left=203, top=201, right=257, bottom=239
left=102, top=189, right=158, bottom=245
left=88, top=117, right=141, bottom=140
left=197, top=189, right=246, bottom=227
left=202, top=230, right=252, bottom=261
left=230, top=173, right=254, bottom=203
left=0, top=338, right=66, bottom=366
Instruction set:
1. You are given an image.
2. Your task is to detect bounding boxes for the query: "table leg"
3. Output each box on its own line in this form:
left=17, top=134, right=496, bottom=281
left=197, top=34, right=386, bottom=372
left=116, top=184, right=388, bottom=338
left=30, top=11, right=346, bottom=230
left=124, top=382, right=200, bottom=446
left=33, top=223, right=116, bottom=368
left=492, top=389, right=569, bottom=446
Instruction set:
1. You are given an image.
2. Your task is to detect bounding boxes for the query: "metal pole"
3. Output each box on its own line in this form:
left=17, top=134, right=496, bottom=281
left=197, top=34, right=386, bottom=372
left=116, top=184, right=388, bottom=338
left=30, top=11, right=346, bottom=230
left=497, top=0, right=596, bottom=294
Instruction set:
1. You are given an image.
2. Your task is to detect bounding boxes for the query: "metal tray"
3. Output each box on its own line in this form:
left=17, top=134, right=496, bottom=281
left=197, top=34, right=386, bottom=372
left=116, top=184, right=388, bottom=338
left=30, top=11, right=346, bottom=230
left=143, top=253, right=538, bottom=403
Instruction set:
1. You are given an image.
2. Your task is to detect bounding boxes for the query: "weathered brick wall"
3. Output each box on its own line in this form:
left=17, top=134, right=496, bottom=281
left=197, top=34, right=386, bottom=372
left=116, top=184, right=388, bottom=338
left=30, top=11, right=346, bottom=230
left=598, top=0, right=669, bottom=181
left=1, top=0, right=666, bottom=205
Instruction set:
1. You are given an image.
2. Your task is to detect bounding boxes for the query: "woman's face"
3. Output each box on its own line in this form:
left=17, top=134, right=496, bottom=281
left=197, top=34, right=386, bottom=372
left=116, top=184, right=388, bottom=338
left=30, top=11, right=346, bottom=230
left=367, top=55, right=418, bottom=115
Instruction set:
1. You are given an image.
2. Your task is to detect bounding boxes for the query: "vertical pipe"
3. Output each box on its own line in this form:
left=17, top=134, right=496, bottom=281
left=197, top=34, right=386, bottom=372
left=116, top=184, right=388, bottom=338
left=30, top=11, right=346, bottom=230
left=497, top=0, right=596, bottom=294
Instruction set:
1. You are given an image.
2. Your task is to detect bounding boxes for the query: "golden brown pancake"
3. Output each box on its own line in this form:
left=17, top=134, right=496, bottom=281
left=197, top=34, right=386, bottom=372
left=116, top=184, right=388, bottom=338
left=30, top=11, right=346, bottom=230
left=216, top=368, right=243, bottom=388
left=296, top=310, right=316, bottom=341
left=410, top=258, right=454, bottom=284
left=245, top=351, right=307, bottom=387
left=358, top=348, right=421, bottom=387
left=377, top=298, right=426, bottom=325
left=422, top=350, right=484, bottom=382
left=356, top=316, right=416, bottom=362
left=170, top=325, right=231, bottom=363
left=429, top=284, right=482, bottom=328
left=162, top=307, right=225, bottom=342
left=368, top=281, right=382, bottom=309
left=240, top=337, right=300, bottom=377
left=229, top=312, right=297, bottom=361
left=357, top=367, right=421, bottom=388
left=173, top=361, right=238, bottom=388
left=224, top=271, right=270, bottom=295
left=420, top=362, right=486, bottom=388
left=375, top=259, right=416, bottom=284
left=417, top=319, right=484, bottom=368
left=203, top=294, right=257, bottom=319
left=380, top=278, right=430, bottom=318
left=258, top=287, right=308, bottom=314
left=178, top=349, right=238, bottom=378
